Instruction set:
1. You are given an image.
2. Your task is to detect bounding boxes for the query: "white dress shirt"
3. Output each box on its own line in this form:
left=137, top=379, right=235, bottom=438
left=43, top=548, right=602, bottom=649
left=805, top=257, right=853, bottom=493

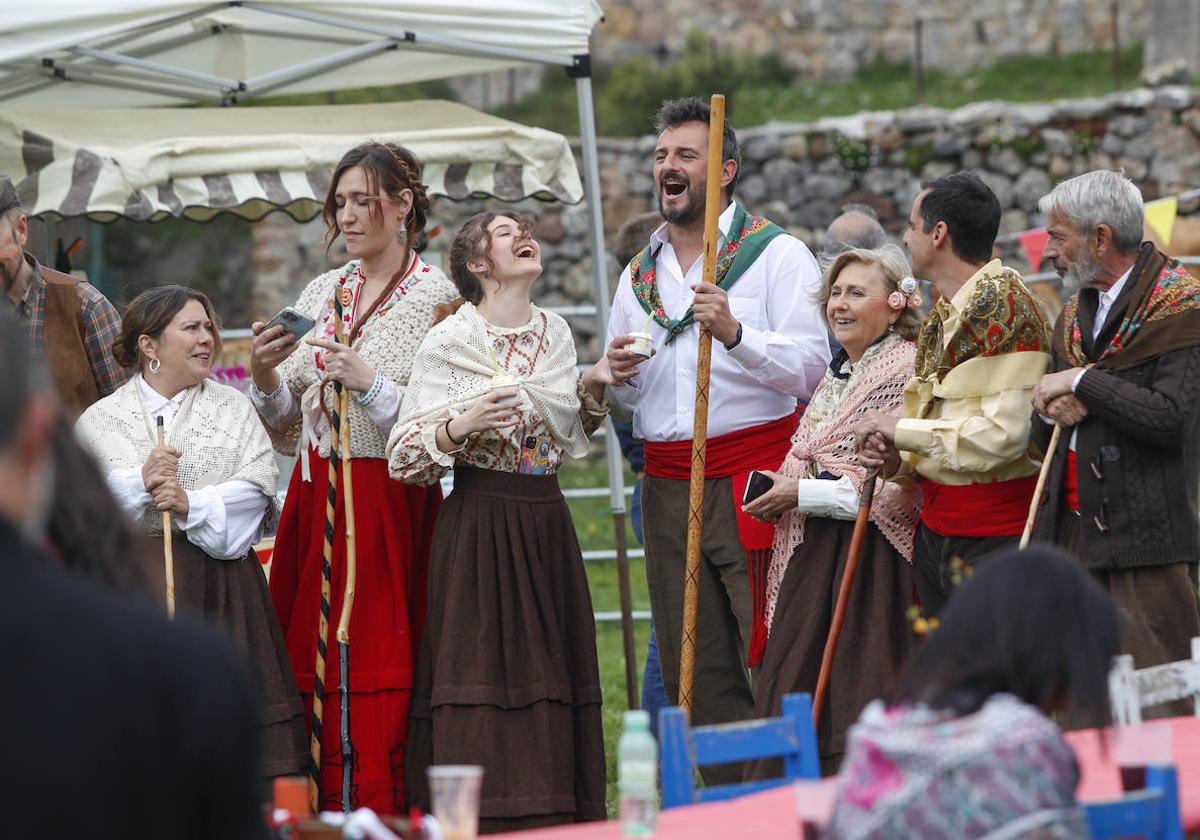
left=1058, top=266, right=1133, bottom=451
left=105, top=377, right=272, bottom=560
left=606, top=201, right=831, bottom=442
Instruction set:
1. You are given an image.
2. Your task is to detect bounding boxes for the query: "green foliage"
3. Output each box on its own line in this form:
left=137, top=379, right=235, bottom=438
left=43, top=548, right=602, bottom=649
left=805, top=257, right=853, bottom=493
left=832, top=133, right=871, bottom=172
left=903, top=141, right=935, bottom=174
left=1010, top=132, right=1045, bottom=159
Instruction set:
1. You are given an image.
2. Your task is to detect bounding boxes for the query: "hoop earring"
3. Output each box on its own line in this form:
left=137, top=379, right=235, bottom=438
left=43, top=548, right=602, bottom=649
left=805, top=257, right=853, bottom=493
left=148, top=358, right=161, bottom=374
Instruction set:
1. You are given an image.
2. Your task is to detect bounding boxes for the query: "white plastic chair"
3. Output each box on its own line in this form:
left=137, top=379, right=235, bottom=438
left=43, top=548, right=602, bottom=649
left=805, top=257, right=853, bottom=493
left=1109, top=637, right=1200, bottom=725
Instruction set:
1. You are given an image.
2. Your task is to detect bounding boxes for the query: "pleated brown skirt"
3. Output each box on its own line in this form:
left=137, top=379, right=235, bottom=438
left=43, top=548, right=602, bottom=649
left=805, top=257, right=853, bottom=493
left=747, top=516, right=916, bottom=778
left=157, top=537, right=308, bottom=779
left=404, top=465, right=606, bottom=833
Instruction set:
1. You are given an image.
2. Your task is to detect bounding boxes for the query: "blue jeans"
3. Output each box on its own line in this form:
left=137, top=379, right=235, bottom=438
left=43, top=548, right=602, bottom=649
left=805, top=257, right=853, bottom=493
left=633, top=479, right=669, bottom=738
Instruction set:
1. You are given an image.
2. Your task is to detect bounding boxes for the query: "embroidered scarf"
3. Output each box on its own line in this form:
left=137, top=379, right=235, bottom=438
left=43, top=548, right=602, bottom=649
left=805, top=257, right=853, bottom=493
left=1057, top=244, right=1200, bottom=372
left=627, top=204, right=784, bottom=343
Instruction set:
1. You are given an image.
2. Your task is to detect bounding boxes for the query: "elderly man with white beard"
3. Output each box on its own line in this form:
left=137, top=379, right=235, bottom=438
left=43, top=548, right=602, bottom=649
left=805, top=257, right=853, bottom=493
left=1030, top=170, right=1200, bottom=716
left=605, top=98, right=829, bottom=781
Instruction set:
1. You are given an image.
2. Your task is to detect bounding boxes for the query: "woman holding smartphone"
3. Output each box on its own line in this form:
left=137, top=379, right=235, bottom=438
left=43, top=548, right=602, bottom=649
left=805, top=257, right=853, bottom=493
left=387, top=212, right=620, bottom=831
left=742, top=245, right=923, bottom=776
left=249, top=141, right=457, bottom=814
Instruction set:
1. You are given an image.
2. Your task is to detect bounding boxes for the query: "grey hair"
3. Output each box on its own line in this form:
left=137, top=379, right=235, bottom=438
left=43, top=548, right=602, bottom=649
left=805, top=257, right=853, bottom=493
left=838, top=202, right=879, bottom=221
left=819, top=209, right=888, bottom=271
left=1037, top=170, right=1145, bottom=254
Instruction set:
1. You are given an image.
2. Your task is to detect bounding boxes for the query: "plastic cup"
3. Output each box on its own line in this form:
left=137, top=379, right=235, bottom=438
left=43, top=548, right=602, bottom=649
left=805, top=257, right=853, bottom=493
left=1115, top=722, right=1173, bottom=791
left=428, top=765, right=484, bottom=840
left=489, top=374, right=521, bottom=406
left=628, top=331, right=654, bottom=358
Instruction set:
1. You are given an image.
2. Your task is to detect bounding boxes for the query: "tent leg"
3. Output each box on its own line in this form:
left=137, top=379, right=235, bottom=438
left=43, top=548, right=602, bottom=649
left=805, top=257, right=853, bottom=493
left=575, top=73, right=638, bottom=711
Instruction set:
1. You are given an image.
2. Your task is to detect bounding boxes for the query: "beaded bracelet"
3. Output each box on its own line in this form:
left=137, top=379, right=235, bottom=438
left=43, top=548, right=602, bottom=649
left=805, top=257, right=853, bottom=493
left=357, top=371, right=384, bottom=406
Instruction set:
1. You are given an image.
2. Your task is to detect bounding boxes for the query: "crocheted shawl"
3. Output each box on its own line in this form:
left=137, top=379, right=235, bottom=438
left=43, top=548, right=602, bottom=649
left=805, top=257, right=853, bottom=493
left=765, top=333, right=921, bottom=632
left=1057, top=243, right=1200, bottom=372
left=76, top=375, right=278, bottom=537
left=396, top=302, right=592, bottom=458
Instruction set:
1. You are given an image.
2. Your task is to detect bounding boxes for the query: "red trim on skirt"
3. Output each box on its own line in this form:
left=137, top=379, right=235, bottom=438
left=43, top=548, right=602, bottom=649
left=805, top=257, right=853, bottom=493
left=269, top=451, right=440, bottom=815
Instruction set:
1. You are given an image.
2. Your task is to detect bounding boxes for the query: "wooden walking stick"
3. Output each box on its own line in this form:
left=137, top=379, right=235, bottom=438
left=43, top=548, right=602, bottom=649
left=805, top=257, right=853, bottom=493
left=309, top=303, right=348, bottom=813
left=678, top=93, right=726, bottom=716
left=336, top=386, right=358, bottom=813
left=1020, top=424, right=1062, bottom=549
left=156, top=416, right=176, bottom=620
left=812, top=470, right=878, bottom=726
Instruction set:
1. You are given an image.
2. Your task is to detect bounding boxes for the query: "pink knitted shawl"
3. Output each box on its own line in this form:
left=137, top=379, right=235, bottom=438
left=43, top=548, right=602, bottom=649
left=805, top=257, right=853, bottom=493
left=765, top=333, right=922, bottom=632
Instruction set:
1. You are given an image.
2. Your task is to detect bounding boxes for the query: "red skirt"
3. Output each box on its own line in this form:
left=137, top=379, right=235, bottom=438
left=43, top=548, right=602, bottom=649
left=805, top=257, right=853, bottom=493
left=270, top=451, right=441, bottom=815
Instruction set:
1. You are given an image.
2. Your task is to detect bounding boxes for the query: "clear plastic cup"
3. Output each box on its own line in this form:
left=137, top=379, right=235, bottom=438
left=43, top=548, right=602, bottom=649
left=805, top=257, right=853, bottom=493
left=428, top=765, right=484, bottom=840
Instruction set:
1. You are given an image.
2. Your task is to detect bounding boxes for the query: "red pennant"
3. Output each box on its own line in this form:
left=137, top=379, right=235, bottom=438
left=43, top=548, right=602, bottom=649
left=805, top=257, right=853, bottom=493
left=1019, top=228, right=1050, bottom=272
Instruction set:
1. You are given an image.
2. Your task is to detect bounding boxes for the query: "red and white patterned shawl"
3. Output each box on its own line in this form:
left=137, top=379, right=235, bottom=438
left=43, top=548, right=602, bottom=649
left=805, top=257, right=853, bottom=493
left=765, top=332, right=922, bottom=632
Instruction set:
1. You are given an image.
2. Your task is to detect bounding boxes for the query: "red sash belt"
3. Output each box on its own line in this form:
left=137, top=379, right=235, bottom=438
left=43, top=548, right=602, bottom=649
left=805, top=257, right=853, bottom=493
left=920, top=474, right=1038, bottom=538
left=1064, top=450, right=1080, bottom=512
left=643, top=414, right=799, bottom=481
left=644, top=414, right=799, bottom=668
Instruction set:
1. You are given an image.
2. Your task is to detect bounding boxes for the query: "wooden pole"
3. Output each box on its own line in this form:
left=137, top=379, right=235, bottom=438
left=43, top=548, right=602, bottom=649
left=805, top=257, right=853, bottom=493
left=336, top=387, right=358, bottom=812
left=156, top=416, right=175, bottom=620
left=812, top=471, right=877, bottom=726
left=613, top=508, right=639, bottom=710
left=1020, top=424, right=1062, bottom=549
left=677, top=93, right=726, bottom=716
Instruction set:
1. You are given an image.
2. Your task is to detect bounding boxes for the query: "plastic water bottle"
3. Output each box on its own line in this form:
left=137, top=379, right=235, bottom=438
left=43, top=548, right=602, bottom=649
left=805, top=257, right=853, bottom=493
left=618, top=709, right=658, bottom=837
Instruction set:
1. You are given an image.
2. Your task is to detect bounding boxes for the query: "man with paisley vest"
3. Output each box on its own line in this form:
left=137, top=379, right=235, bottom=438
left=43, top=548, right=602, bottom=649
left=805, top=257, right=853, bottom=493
left=0, top=175, right=126, bottom=415
left=856, top=172, right=1052, bottom=617
left=1031, top=171, right=1200, bottom=704
left=605, top=98, right=830, bottom=778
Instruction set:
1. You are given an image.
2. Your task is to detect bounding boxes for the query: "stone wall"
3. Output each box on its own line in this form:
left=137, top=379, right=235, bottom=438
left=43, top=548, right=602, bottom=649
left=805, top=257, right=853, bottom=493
left=596, top=0, right=1149, bottom=81
left=246, top=85, right=1200, bottom=360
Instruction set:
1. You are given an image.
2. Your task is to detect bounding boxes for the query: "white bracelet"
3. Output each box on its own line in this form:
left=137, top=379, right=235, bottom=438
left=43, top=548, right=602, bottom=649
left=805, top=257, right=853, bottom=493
left=357, top=371, right=384, bottom=406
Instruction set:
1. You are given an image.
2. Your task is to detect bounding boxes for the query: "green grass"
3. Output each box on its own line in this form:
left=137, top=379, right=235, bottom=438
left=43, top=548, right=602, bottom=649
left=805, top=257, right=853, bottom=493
left=558, top=453, right=650, bottom=815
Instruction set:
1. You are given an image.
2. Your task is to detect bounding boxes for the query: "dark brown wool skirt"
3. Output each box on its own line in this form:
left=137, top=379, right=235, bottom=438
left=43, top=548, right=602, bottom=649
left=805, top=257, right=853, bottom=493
left=405, top=465, right=606, bottom=833
left=747, top=517, right=916, bottom=778
left=151, top=537, right=308, bottom=779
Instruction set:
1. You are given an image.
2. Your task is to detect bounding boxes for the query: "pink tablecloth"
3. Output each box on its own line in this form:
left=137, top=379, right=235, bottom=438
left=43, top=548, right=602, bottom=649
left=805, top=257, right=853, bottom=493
left=1065, top=716, right=1200, bottom=831
left=494, top=782, right=827, bottom=839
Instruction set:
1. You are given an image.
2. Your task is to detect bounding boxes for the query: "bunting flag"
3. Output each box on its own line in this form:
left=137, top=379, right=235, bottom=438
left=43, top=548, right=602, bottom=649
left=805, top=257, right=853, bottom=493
left=1019, top=228, right=1050, bottom=272
left=1146, top=197, right=1180, bottom=246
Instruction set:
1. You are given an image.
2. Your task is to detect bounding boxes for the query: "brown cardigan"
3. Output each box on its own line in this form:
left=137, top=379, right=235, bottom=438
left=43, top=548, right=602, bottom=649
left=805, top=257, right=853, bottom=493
left=1032, top=248, right=1200, bottom=570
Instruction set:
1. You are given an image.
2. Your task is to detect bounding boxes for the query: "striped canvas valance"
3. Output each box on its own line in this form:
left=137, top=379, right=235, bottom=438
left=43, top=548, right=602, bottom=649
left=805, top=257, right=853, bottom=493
left=0, top=100, right=583, bottom=222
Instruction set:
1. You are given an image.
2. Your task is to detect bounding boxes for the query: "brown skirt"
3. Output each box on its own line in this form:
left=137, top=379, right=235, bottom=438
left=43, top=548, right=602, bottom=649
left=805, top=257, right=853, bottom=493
left=151, top=537, right=308, bottom=779
left=747, top=517, right=916, bottom=778
left=405, top=465, right=606, bottom=833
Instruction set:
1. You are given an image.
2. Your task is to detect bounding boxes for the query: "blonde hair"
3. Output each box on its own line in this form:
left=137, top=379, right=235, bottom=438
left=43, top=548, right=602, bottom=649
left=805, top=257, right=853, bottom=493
left=817, top=244, right=921, bottom=342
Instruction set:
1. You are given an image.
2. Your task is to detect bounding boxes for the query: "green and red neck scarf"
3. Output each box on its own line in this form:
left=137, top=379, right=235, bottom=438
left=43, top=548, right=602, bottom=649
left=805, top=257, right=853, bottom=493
left=1057, top=244, right=1200, bottom=371
left=626, top=204, right=784, bottom=343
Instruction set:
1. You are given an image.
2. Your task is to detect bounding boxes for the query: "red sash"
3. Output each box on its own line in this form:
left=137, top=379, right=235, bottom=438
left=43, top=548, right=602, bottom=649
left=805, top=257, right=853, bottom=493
left=1064, top=450, right=1080, bottom=512
left=919, top=475, right=1038, bottom=538
left=644, top=413, right=799, bottom=667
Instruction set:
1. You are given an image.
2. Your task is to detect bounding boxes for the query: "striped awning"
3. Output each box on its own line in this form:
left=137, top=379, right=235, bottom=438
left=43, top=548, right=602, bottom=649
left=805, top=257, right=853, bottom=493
left=0, top=100, right=583, bottom=222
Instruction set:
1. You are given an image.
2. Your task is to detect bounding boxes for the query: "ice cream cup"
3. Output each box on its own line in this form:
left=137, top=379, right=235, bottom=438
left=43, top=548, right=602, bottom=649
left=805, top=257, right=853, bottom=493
left=629, top=331, right=654, bottom=358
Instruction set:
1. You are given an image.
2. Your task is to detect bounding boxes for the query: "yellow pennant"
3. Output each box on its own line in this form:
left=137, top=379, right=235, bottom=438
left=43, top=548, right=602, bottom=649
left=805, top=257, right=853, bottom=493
left=1145, top=197, right=1179, bottom=246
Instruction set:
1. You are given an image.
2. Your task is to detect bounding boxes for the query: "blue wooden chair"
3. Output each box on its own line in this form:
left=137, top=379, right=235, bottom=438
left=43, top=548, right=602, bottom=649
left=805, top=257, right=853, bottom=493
left=659, top=691, right=820, bottom=809
left=1082, top=764, right=1183, bottom=840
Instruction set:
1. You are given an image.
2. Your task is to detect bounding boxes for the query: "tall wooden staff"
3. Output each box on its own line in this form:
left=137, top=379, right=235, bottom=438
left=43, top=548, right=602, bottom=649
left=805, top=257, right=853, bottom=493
left=1020, top=424, right=1062, bottom=549
left=309, top=300, right=347, bottom=813
left=678, top=93, right=726, bottom=716
left=812, top=471, right=877, bottom=725
left=156, top=415, right=176, bottom=619
left=336, top=386, right=358, bottom=812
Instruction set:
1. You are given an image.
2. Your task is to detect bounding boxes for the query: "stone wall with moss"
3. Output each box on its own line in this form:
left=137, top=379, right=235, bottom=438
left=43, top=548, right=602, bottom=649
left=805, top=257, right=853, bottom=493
left=246, top=85, right=1200, bottom=359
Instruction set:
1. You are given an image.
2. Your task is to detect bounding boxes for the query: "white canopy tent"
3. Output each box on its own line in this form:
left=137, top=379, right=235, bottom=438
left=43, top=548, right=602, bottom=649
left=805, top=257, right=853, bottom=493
left=0, top=0, right=641, bottom=701
left=0, top=100, right=584, bottom=222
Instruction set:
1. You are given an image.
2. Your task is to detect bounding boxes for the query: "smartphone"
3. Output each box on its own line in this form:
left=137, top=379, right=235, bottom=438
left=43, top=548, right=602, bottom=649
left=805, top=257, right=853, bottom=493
left=742, top=470, right=774, bottom=505
left=265, top=306, right=316, bottom=341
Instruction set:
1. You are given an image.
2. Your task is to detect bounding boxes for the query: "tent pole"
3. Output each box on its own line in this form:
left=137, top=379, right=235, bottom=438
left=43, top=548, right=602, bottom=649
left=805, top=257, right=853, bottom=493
left=573, top=64, right=639, bottom=711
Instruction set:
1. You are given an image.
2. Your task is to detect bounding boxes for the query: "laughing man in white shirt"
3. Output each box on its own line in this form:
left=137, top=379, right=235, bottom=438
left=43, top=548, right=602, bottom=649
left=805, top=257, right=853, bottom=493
left=605, top=98, right=830, bottom=780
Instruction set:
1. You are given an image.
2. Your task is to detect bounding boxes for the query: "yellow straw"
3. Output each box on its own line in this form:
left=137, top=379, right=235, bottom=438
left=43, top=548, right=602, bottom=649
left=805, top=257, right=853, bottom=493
left=640, top=313, right=653, bottom=333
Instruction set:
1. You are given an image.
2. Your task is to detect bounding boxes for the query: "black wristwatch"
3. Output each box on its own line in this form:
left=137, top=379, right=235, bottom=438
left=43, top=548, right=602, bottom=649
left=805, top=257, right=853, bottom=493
left=722, top=322, right=743, bottom=351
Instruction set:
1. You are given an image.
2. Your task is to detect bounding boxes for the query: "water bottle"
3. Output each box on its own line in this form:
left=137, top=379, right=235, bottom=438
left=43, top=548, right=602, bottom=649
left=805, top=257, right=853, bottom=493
left=618, top=709, right=658, bottom=837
